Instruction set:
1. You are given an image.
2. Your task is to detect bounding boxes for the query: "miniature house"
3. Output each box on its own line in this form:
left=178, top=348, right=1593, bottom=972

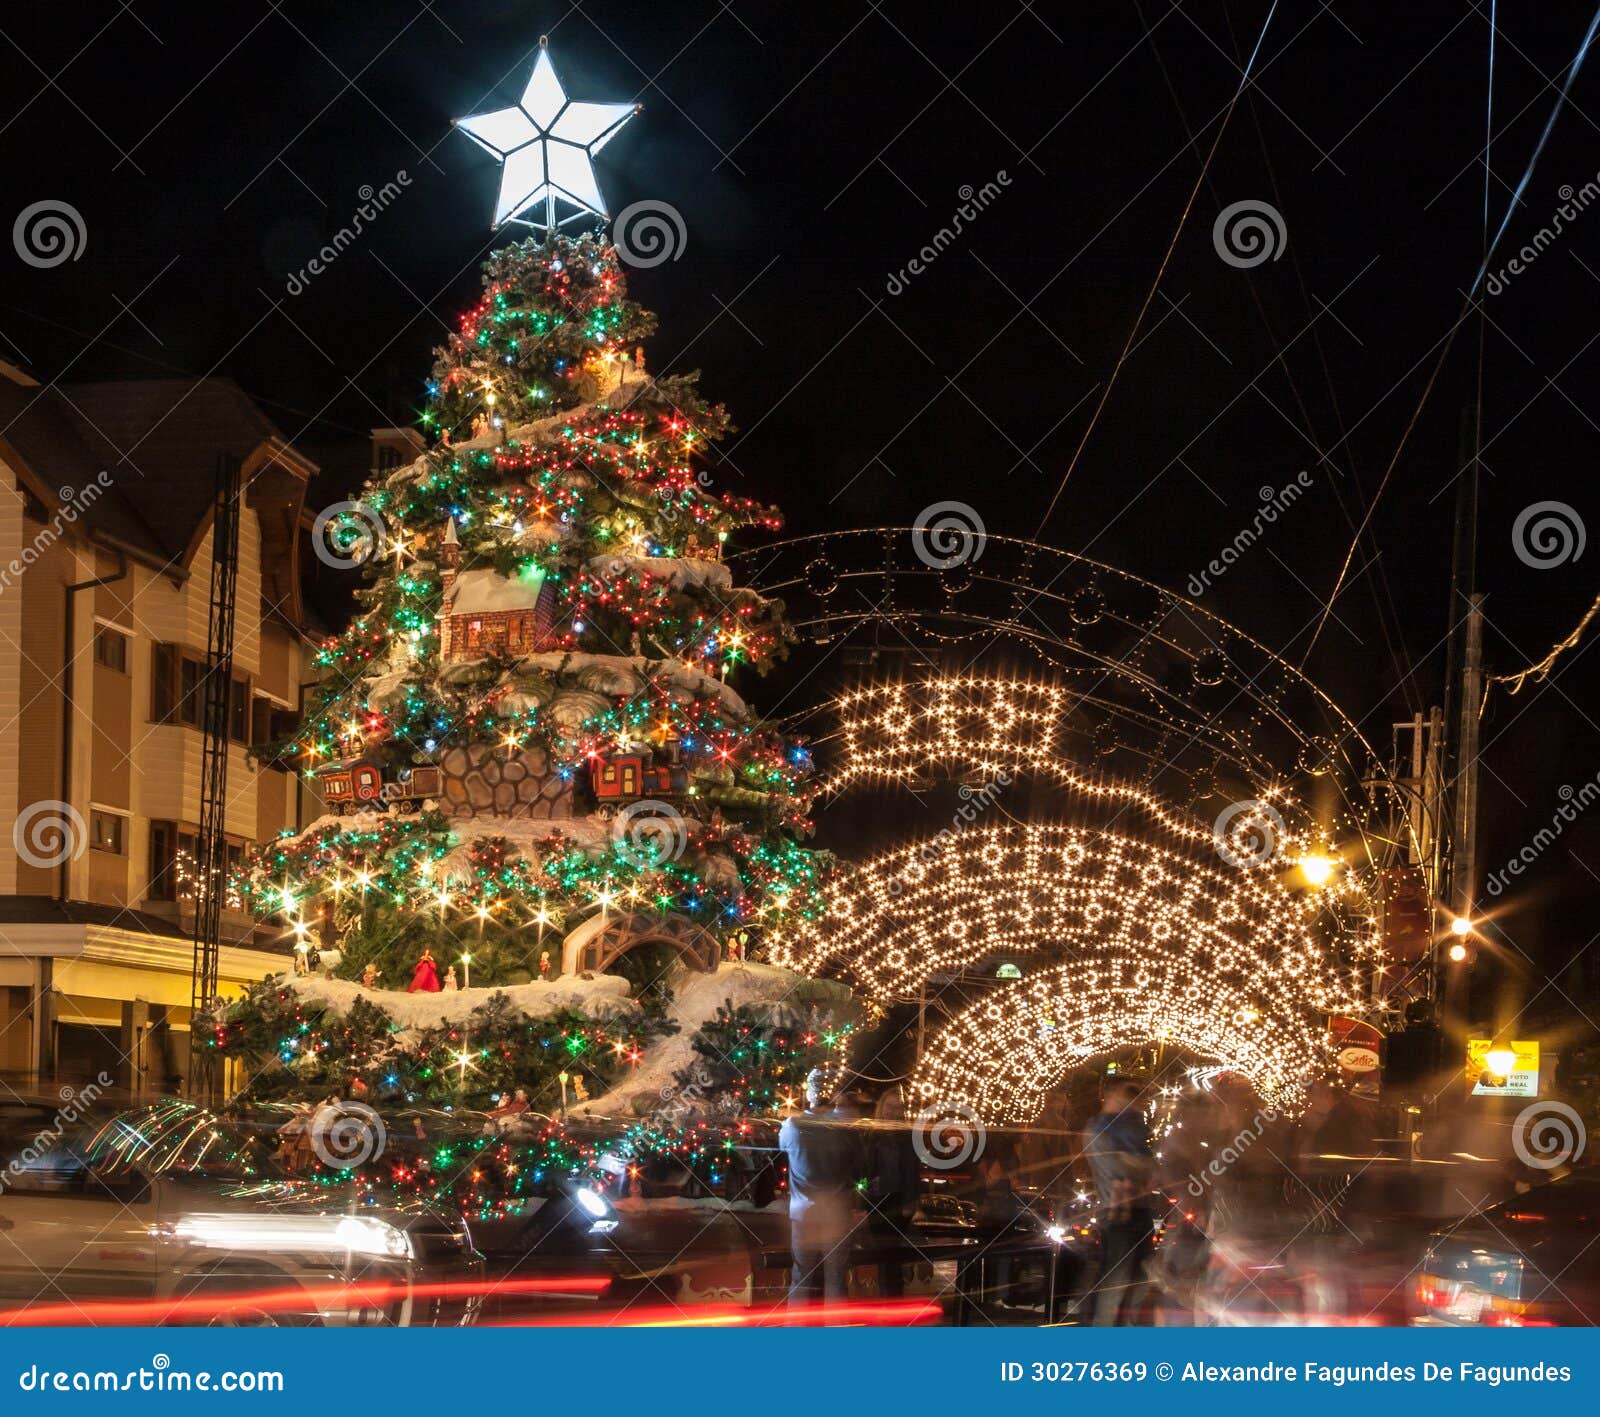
left=438, top=519, right=561, bottom=661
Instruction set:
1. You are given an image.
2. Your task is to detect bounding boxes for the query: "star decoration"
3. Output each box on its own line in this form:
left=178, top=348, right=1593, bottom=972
left=454, top=39, right=639, bottom=230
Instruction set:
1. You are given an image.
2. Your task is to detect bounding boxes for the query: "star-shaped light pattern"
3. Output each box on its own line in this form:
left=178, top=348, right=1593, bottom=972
left=454, top=41, right=638, bottom=230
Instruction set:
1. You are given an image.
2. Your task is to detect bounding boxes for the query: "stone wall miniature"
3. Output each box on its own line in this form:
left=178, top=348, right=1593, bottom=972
left=437, top=743, right=575, bottom=820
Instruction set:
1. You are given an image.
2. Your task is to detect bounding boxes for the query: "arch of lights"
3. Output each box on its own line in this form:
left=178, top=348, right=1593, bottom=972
left=733, top=529, right=1422, bottom=875
left=741, top=531, right=1409, bottom=1121
left=910, top=955, right=1328, bottom=1120
left=766, top=822, right=1364, bottom=1006
left=766, top=821, right=1365, bottom=1118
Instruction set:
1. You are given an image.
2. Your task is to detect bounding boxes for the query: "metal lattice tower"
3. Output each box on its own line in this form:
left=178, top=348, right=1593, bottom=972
left=189, top=454, right=242, bottom=1100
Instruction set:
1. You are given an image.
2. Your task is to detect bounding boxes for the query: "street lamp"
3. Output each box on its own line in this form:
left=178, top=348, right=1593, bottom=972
left=1485, top=1044, right=1518, bottom=1080
left=1298, top=854, right=1337, bottom=888
left=1449, top=915, right=1473, bottom=937
left=1446, top=941, right=1470, bottom=963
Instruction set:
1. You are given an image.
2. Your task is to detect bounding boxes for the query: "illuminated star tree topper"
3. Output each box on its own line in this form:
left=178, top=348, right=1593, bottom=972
left=454, top=36, right=639, bottom=231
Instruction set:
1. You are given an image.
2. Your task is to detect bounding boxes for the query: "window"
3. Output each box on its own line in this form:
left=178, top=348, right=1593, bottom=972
left=251, top=696, right=297, bottom=771
left=251, top=696, right=275, bottom=746
left=89, top=810, right=125, bottom=855
left=148, top=824, right=246, bottom=907
left=93, top=627, right=129, bottom=672
left=151, top=644, right=248, bottom=735
left=179, top=657, right=204, bottom=727
left=151, top=642, right=205, bottom=726
left=150, top=643, right=177, bottom=722
left=148, top=820, right=179, bottom=899
left=149, top=823, right=198, bottom=901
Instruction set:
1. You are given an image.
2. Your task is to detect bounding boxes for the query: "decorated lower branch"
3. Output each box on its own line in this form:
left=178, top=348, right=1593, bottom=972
left=204, top=962, right=858, bottom=1219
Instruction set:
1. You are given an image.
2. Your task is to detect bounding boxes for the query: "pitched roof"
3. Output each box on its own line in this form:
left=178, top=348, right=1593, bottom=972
left=0, top=375, right=313, bottom=571
left=445, top=568, right=544, bottom=615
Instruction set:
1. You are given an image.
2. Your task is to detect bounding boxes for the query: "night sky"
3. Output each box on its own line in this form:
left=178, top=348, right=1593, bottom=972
left=5, top=2, right=1600, bottom=1025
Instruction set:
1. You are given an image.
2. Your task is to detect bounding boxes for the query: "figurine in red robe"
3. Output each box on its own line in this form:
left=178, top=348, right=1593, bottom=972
left=408, top=946, right=441, bottom=993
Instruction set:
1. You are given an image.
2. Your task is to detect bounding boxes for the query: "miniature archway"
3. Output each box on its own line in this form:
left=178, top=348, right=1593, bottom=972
left=561, top=910, right=720, bottom=977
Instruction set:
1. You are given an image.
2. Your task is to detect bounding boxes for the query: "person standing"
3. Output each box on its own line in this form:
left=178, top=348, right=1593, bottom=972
left=1085, top=1080, right=1156, bottom=1325
left=779, top=1070, right=857, bottom=1308
left=868, top=1087, right=921, bottom=1297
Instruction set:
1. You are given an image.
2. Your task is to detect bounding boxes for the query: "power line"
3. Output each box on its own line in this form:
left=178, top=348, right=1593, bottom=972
left=1034, top=0, right=1280, bottom=541
left=1301, top=3, right=1600, bottom=663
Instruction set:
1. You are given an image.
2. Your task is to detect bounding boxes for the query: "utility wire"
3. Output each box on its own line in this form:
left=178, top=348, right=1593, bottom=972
left=1487, top=589, right=1600, bottom=695
left=1206, top=1, right=1423, bottom=708
left=1301, top=3, right=1600, bottom=663
left=1034, top=0, right=1280, bottom=540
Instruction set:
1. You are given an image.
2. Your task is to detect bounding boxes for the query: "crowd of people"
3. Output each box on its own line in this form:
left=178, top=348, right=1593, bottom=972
left=774, top=1067, right=1419, bottom=1323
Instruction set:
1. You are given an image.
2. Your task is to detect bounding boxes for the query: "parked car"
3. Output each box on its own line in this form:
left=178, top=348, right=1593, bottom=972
left=0, top=1101, right=483, bottom=1326
left=1414, top=1167, right=1600, bottom=1326
left=1197, top=1154, right=1521, bottom=1325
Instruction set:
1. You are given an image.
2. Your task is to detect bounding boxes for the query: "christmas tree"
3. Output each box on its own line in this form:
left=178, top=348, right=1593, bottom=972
left=241, top=225, right=825, bottom=995
left=234, top=50, right=828, bottom=1015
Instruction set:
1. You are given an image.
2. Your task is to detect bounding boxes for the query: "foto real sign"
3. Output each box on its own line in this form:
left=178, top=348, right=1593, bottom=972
left=1465, top=1038, right=1540, bottom=1097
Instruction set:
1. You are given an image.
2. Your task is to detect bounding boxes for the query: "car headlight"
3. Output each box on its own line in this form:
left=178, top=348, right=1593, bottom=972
left=335, top=1215, right=414, bottom=1260
left=175, top=1212, right=413, bottom=1260
left=1046, top=1224, right=1067, bottom=1244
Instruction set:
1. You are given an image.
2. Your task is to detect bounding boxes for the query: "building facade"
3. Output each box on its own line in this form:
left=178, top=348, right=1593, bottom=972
left=0, top=366, right=337, bottom=1093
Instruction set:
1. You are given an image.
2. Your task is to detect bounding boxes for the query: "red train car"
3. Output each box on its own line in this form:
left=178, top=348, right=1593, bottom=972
left=316, top=757, right=443, bottom=814
left=589, top=750, right=688, bottom=805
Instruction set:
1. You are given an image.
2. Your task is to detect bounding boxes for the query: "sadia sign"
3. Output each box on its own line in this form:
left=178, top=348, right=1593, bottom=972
left=1328, top=1016, right=1383, bottom=1074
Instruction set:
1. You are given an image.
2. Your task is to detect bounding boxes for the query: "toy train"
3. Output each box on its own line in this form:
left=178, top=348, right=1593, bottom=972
left=588, top=748, right=688, bottom=806
left=315, top=757, right=443, bottom=814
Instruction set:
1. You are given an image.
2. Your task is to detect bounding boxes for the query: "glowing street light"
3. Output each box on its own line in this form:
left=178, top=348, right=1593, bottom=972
left=1298, top=854, right=1337, bottom=888
left=1450, top=915, right=1474, bottom=937
left=1484, top=1044, right=1518, bottom=1079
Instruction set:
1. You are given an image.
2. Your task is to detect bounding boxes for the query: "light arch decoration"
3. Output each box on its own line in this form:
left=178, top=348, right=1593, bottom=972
left=766, top=820, right=1365, bottom=1122
left=766, top=823, right=1358, bottom=1005
left=910, top=955, right=1328, bottom=1121
left=732, top=528, right=1423, bottom=879
left=741, top=529, right=1405, bottom=1120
